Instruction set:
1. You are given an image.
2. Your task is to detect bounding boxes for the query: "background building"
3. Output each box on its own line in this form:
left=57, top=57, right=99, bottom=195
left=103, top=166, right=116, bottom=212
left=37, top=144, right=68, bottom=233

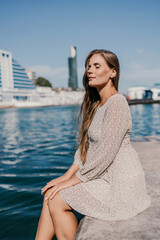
left=0, top=49, right=84, bottom=107
left=0, top=49, right=14, bottom=90
left=68, top=46, right=78, bottom=89
left=151, top=83, right=160, bottom=100
left=0, top=49, right=36, bottom=103
left=128, top=84, right=160, bottom=100
left=24, top=68, right=36, bottom=84
left=0, top=49, right=35, bottom=90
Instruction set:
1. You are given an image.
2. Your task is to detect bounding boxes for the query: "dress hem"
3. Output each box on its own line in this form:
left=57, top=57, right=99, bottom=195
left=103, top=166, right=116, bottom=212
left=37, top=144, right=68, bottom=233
left=60, top=190, right=151, bottom=221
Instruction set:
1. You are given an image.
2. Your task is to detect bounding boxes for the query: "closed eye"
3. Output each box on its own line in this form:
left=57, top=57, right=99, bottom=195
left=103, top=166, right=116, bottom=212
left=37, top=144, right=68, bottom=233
left=87, top=63, right=101, bottom=70
left=94, top=63, right=100, bottom=68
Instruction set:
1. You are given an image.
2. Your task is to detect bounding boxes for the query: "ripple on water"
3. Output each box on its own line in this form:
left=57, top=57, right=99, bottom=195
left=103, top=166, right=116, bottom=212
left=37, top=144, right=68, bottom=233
left=1, top=160, right=21, bottom=165
left=0, top=184, right=40, bottom=193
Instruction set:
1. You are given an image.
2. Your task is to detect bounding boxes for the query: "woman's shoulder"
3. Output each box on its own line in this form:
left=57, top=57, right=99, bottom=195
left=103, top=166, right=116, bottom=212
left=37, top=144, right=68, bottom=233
left=105, top=93, right=130, bottom=117
left=108, top=93, right=128, bottom=106
left=97, top=93, right=128, bottom=111
left=111, top=93, right=127, bottom=100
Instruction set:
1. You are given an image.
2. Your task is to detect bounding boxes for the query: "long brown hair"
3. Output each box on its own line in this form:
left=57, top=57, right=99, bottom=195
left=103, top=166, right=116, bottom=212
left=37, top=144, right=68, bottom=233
left=77, top=49, right=120, bottom=165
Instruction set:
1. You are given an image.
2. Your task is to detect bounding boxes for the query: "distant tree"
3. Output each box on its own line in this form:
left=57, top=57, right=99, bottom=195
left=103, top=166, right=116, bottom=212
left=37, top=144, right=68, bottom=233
left=35, top=77, right=52, bottom=88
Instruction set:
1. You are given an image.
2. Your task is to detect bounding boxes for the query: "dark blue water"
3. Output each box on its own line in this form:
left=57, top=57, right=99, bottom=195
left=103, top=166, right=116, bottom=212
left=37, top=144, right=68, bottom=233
left=0, top=103, right=160, bottom=240
left=130, top=103, right=160, bottom=139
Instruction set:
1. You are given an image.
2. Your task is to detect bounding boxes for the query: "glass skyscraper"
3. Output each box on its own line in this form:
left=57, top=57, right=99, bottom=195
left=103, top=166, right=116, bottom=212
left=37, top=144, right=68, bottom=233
left=68, top=46, right=78, bottom=89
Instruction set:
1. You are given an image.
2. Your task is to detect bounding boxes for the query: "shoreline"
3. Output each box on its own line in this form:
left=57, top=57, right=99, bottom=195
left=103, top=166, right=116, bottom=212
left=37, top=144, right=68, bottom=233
left=0, top=103, right=81, bottom=110
left=1, top=101, right=160, bottom=110
left=1, top=95, right=160, bottom=110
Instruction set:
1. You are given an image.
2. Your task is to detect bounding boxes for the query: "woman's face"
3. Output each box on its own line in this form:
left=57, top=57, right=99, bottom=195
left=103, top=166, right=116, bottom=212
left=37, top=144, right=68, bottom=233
left=86, top=54, right=116, bottom=88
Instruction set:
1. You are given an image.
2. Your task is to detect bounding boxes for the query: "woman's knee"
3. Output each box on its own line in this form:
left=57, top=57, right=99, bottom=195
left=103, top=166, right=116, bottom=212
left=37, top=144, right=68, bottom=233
left=42, top=188, right=53, bottom=205
left=48, top=192, right=72, bottom=215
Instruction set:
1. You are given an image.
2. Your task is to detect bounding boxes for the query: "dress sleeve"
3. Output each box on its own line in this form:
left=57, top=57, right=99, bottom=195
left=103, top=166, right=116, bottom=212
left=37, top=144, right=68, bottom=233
left=75, top=96, right=129, bottom=182
left=73, top=147, right=82, bottom=167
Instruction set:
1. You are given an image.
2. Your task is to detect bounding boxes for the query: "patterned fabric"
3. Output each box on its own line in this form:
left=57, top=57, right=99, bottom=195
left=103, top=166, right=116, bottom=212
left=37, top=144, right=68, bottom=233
left=60, top=93, right=151, bottom=220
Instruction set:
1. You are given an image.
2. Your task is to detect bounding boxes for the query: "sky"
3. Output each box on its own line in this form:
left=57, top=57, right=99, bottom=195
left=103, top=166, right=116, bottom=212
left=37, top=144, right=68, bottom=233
left=0, top=0, right=160, bottom=95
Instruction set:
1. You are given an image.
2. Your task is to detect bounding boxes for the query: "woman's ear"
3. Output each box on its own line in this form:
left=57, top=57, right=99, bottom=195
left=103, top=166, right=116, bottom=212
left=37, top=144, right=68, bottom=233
left=111, top=68, right=117, bottom=79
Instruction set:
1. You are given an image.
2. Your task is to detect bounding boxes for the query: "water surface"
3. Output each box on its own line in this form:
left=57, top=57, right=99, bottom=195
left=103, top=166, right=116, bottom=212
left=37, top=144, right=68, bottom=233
left=0, top=103, right=159, bottom=239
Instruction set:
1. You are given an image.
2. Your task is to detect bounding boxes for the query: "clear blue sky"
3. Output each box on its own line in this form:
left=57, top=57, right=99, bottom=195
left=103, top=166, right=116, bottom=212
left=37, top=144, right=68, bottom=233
left=0, top=0, right=160, bottom=94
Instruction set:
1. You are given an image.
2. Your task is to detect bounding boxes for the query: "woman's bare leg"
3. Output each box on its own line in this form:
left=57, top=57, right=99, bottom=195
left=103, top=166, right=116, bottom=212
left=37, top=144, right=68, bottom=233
left=48, top=192, right=78, bottom=240
left=35, top=189, right=56, bottom=240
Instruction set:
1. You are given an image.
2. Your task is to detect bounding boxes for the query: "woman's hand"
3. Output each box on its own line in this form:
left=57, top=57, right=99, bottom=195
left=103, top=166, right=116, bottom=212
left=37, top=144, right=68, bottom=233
left=43, top=173, right=82, bottom=200
left=44, top=179, right=71, bottom=200
left=41, top=174, right=69, bottom=195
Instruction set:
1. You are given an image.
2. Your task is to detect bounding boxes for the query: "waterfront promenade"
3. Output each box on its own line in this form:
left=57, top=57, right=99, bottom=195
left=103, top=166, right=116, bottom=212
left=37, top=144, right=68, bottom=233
left=0, top=89, right=160, bottom=109
left=74, top=136, right=160, bottom=240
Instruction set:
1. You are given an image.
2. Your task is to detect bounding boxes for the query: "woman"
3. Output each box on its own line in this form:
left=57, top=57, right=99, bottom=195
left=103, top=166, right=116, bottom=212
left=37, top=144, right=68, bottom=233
left=35, top=49, right=151, bottom=240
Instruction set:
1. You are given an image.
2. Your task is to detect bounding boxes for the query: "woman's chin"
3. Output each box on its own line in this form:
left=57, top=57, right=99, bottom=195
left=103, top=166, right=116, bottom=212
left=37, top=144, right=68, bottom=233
left=88, top=81, right=97, bottom=88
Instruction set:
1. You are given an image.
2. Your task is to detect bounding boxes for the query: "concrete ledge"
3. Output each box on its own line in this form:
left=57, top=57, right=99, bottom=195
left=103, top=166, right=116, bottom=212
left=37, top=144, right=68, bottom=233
left=74, top=136, right=160, bottom=240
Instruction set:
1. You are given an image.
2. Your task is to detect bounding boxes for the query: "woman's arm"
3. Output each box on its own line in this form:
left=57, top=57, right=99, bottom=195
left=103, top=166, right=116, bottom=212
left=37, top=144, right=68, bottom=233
left=64, top=163, right=80, bottom=178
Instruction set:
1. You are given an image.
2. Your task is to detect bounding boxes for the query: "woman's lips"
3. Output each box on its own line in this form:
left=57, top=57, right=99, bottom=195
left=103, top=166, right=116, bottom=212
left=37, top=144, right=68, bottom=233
left=88, top=77, right=95, bottom=80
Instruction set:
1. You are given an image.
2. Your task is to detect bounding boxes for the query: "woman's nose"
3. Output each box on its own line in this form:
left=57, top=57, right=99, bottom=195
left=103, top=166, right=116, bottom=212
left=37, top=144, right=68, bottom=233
left=87, top=67, right=93, bottom=75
